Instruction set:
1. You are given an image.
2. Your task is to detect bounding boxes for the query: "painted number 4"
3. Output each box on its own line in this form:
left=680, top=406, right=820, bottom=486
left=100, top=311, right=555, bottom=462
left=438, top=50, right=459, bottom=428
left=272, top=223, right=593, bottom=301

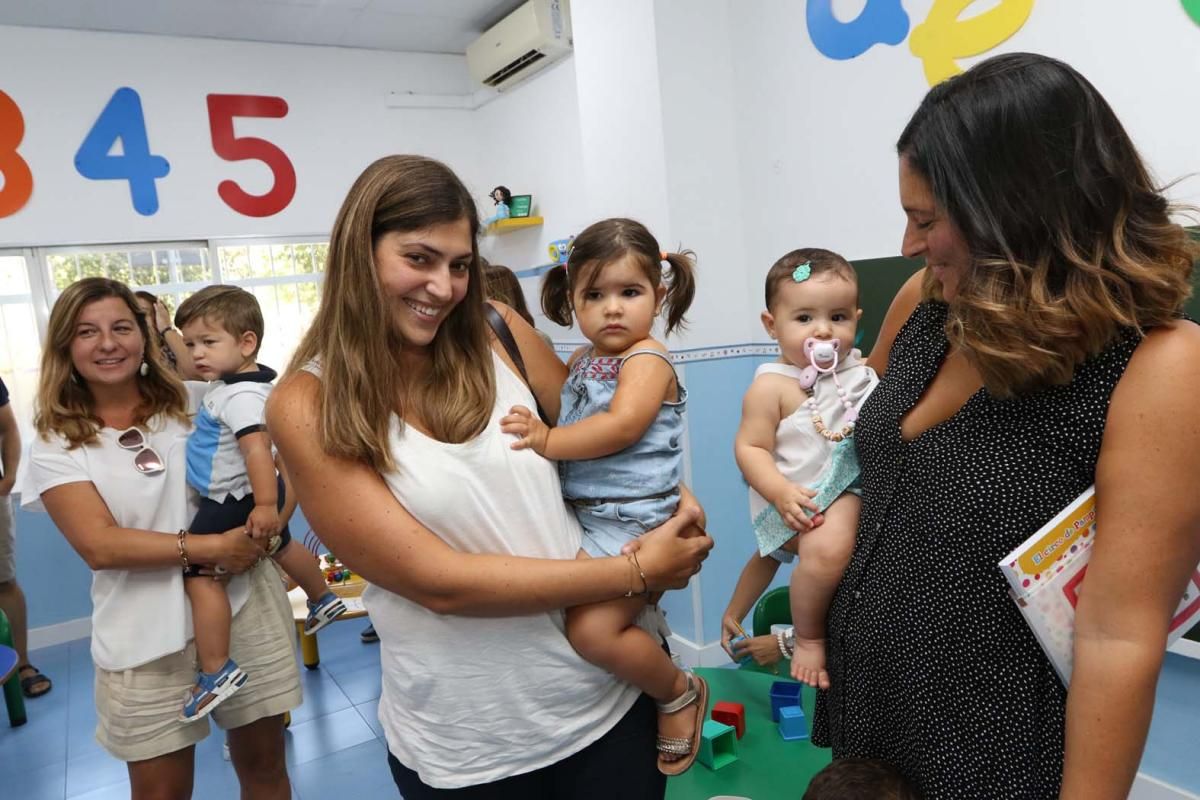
left=74, top=87, right=170, bottom=216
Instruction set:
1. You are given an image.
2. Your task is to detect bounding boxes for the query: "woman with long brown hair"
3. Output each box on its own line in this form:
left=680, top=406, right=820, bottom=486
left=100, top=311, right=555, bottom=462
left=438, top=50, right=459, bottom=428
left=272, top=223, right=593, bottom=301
left=267, top=155, right=712, bottom=797
left=23, top=277, right=300, bottom=799
left=814, top=52, right=1200, bottom=799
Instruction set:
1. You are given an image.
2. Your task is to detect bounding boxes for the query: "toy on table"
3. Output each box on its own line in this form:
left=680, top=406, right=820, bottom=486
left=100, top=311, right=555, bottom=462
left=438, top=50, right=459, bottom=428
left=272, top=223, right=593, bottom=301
left=319, top=553, right=355, bottom=585
left=769, top=680, right=802, bottom=722
left=711, top=701, right=746, bottom=739
left=482, top=185, right=512, bottom=225
left=698, top=719, right=739, bottom=770
left=778, top=704, right=808, bottom=741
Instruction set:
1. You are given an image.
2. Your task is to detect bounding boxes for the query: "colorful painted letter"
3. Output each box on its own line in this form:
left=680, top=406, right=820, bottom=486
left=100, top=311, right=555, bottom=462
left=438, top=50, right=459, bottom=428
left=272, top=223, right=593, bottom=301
left=909, top=0, right=1035, bottom=85
left=1184, top=0, right=1200, bottom=26
left=207, top=94, right=297, bottom=218
left=0, top=91, right=33, bottom=218
left=806, top=0, right=910, bottom=60
left=74, top=88, right=171, bottom=216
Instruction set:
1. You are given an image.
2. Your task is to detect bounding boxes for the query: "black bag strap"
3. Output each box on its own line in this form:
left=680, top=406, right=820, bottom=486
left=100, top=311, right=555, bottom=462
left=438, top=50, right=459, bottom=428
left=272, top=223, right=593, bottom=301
left=484, top=304, right=553, bottom=425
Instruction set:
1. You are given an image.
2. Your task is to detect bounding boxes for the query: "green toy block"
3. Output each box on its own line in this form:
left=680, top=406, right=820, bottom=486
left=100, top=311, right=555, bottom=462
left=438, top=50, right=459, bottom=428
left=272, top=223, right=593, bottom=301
left=699, top=719, right=739, bottom=770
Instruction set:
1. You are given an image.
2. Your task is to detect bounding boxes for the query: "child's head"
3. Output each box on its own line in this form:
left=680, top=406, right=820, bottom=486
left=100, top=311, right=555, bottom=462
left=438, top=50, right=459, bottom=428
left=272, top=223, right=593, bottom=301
left=802, top=757, right=921, bottom=800
left=762, top=247, right=861, bottom=368
left=541, top=218, right=696, bottom=353
left=175, top=285, right=265, bottom=380
left=483, top=262, right=536, bottom=327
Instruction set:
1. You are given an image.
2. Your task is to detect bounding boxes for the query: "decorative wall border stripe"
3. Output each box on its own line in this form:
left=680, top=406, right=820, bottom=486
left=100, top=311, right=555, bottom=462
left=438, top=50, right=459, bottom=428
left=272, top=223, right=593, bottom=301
left=551, top=342, right=780, bottom=363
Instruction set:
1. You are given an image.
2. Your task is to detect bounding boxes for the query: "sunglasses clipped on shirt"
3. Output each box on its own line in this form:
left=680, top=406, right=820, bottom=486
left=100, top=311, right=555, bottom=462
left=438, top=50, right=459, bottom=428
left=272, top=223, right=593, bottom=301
left=117, top=427, right=165, bottom=475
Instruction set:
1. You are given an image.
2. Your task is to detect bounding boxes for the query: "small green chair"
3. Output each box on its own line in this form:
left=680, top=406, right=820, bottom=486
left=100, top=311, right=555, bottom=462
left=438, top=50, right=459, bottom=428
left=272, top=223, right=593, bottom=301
left=752, top=585, right=792, bottom=637
left=0, top=609, right=27, bottom=727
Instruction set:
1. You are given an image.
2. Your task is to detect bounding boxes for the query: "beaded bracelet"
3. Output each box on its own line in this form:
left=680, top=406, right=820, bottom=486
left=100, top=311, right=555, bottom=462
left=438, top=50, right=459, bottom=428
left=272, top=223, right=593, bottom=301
left=177, top=529, right=189, bottom=571
left=776, top=628, right=795, bottom=660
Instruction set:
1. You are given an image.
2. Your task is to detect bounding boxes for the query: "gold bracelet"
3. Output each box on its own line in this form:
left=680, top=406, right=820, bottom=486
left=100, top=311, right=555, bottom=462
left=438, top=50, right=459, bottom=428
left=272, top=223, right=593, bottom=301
left=624, top=555, right=637, bottom=598
left=630, top=551, right=649, bottom=596
left=177, top=529, right=189, bottom=571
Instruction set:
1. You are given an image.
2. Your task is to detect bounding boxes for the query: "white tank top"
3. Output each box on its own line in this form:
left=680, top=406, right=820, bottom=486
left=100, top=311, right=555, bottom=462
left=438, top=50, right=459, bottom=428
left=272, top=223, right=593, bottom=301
left=747, top=351, right=878, bottom=524
left=306, top=351, right=639, bottom=789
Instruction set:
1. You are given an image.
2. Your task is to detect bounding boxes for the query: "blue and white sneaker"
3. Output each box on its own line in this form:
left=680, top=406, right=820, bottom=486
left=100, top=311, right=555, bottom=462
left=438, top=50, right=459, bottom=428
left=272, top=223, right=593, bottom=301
left=180, top=659, right=247, bottom=722
left=304, top=592, right=347, bottom=635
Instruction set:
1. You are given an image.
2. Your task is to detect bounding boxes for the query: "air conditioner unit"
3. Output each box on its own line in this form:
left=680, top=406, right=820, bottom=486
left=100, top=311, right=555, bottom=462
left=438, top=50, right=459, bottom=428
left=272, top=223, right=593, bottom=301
left=467, top=0, right=572, bottom=91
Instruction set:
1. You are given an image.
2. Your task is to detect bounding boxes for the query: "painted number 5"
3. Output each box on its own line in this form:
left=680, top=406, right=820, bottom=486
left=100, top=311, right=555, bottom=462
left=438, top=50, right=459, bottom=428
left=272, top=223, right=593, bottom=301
left=207, top=94, right=297, bottom=218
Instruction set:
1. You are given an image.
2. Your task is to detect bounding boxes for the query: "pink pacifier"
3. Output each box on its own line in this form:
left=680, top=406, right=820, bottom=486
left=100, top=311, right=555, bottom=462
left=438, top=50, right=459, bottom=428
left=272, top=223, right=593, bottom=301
left=798, top=337, right=841, bottom=389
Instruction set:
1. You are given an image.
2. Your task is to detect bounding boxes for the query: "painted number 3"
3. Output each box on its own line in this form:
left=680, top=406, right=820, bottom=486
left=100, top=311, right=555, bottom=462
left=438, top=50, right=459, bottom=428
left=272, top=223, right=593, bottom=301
left=0, top=90, right=34, bottom=217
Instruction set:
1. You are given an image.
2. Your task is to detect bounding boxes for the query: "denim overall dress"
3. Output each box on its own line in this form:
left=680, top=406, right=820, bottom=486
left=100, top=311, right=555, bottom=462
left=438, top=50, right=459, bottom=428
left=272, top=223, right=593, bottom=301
left=559, top=349, right=687, bottom=557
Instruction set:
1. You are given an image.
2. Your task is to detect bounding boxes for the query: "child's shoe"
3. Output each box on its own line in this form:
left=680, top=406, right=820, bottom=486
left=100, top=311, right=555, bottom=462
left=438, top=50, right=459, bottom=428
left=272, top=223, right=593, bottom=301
left=304, top=592, right=347, bottom=635
left=180, top=659, right=247, bottom=722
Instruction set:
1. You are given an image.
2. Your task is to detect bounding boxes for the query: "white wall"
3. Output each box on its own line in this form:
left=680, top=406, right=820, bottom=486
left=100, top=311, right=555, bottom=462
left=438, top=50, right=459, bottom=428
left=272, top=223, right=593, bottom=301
left=728, top=0, right=1200, bottom=343
left=473, top=57, right=588, bottom=338
left=0, top=25, right=481, bottom=246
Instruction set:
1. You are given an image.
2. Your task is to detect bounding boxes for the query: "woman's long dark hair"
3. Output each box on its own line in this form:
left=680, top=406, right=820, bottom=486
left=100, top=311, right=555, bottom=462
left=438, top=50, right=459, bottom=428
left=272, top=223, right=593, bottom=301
left=898, top=52, right=1195, bottom=396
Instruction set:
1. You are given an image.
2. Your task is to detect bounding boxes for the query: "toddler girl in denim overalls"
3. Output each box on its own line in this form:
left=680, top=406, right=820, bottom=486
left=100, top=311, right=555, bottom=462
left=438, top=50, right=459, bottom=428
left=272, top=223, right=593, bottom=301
left=558, top=348, right=685, bottom=557
left=500, top=218, right=709, bottom=776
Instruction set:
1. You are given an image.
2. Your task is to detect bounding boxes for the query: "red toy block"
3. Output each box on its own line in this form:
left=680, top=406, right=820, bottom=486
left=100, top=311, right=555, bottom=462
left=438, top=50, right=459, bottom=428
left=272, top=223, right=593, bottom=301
left=711, top=700, right=746, bottom=739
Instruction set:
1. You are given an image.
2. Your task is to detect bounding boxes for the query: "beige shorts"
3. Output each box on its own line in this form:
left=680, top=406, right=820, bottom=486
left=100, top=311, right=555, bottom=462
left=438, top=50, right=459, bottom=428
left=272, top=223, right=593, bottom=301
left=94, top=559, right=303, bottom=762
left=0, top=495, right=14, bottom=584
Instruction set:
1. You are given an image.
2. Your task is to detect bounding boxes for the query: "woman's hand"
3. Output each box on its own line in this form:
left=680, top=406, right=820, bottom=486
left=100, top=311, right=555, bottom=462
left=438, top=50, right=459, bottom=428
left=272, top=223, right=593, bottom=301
left=720, top=613, right=745, bottom=659
left=199, top=526, right=265, bottom=576
left=625, top=506, right=712, bottom=591
left=735, top=634, right=783, bottom=667
left=719, top=613, right=783, bottom=666
left=153, top=300, right=172, bottom=334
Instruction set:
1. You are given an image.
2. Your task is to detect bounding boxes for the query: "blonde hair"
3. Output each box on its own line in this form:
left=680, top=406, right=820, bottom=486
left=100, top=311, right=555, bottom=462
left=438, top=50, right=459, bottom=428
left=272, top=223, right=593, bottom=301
left=899, top=53, right=1196, bottom=396
left=286, top=155, right=492, bottom=472
left=35, top=277, right=189, bottom=448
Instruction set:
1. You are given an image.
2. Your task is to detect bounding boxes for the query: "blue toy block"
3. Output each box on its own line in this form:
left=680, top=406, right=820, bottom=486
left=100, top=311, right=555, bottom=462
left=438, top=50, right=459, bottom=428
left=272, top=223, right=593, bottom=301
left=769, top=680, right=803, bottom=722
left=729, top=635, right=753, bottom=667
left=698, top=719, right=739, bottom=770
left=778, top=704, right=809, bottom=741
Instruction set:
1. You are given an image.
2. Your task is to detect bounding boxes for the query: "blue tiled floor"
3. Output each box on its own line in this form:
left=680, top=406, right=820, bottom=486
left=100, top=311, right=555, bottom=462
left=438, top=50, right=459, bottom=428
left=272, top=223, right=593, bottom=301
left=1, top=621, right=394, bottom=799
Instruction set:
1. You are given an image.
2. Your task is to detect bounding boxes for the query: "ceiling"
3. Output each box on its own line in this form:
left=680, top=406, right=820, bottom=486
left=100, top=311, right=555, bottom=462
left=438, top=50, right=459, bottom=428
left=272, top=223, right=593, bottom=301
left=0, top=0, right=528, bottom=54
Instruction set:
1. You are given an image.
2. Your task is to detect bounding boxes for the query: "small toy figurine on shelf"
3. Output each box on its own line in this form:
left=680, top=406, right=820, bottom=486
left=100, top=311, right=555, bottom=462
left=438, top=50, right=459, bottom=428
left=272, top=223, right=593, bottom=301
left=483, top=185, right=512, bottom=225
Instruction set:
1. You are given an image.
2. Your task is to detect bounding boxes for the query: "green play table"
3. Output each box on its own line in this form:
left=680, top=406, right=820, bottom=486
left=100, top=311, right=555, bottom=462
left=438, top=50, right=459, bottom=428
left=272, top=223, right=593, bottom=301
left=666, top=667, right=830, bottom=800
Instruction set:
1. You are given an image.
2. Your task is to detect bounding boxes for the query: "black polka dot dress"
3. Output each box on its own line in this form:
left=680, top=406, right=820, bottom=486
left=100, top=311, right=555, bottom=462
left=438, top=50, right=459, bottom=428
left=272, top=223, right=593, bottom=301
left=812, top=302, right=1144, bottom=799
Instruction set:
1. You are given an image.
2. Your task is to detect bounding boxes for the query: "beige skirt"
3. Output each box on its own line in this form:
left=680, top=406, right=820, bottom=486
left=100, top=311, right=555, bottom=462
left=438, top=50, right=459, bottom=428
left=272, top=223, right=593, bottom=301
left=93, top=559, right=303, bottom=762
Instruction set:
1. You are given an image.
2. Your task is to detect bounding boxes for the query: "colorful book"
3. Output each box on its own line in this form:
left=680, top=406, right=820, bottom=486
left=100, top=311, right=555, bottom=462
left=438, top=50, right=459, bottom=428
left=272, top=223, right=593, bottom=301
left=999, top=486, right=1200, bottom=685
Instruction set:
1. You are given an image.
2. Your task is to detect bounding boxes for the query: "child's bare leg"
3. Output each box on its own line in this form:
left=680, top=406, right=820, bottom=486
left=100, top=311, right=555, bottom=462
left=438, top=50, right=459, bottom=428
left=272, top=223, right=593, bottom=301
left=184, top=576, right=232, bottom=674
left=271, top=540, right=328, bottom=601
left=566, top=552, right=695, bottom=763
left=789, top=493, right=860, bottom=689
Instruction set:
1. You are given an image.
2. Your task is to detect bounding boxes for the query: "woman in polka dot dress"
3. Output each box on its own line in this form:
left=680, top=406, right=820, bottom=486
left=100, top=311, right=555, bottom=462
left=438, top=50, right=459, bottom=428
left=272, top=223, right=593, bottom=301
left=812, top=53, right=1200, bottom=799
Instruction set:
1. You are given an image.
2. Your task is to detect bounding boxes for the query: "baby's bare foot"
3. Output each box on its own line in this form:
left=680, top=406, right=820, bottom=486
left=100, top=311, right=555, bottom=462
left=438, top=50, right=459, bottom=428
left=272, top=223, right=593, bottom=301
left=790, top=636, right=830, bottom=690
